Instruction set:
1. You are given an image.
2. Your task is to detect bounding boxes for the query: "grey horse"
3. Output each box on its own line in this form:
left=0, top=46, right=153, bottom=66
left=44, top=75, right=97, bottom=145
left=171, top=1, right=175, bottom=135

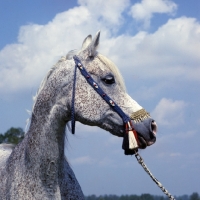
left=0, top=31, right=157, bottom=199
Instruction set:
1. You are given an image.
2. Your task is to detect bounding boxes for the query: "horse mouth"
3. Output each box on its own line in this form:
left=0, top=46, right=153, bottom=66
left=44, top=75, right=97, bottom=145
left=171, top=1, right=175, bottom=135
left=133, top=119, right=157, bottom=149
left=137, top=135, right=147, bottom=149
left=137, top=134, right=156, bottom=149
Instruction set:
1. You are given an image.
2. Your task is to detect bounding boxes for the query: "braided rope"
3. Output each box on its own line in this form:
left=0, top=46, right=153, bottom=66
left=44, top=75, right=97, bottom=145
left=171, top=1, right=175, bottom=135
left=135, top=152, right=175, bottom=200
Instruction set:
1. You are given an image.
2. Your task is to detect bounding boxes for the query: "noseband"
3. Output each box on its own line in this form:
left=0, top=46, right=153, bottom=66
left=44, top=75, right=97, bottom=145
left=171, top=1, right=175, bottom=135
left=71, top=55, right=138, bottom=154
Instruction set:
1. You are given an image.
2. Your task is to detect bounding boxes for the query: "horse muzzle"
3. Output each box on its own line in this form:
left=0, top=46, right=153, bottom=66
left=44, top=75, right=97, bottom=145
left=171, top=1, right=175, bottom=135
left=132, top=118, right=157, bottom=149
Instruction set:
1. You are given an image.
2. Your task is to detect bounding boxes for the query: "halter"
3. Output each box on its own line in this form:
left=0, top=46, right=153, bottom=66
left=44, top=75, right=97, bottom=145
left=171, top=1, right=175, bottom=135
left=71, top=55, right=139, bottom=154
left=71, top=55, right=175, bottom=199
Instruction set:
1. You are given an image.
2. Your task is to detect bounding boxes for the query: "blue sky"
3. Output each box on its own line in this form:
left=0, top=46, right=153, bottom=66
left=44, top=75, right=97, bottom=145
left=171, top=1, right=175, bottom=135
left=0, top=0, right=200, bottom=196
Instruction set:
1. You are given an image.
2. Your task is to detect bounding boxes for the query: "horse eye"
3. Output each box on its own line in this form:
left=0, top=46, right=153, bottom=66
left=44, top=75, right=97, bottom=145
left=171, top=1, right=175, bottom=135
left=102, top=75, right=115, bottom=85
left=89, top=55, right=94, bottom=60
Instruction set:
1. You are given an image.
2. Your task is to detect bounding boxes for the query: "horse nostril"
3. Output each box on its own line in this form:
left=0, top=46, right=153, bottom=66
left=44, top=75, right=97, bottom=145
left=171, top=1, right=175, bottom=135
left=151, top=120, right=157, bottom=136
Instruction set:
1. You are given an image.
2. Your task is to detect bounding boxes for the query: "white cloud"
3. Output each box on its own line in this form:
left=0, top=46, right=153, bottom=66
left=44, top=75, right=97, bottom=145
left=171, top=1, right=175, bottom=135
left=157, top=151, right=181, bottom=158
left=70, top=155, right=115, bottom=167
left=197, top=118, right=200, bottom=125
left=105, top=135, right=121, bottom=146
left=71, top=156, right=95, bottom=165
left=151, top=129, right=197, bottom=158
left=104, top=17, right=200, bottom=84
left=98, top=157, right=114, bottom=166
left=151, top=98, right=187, bottom=126
left=0, top=1, right=200, bottom=96
left=78, top=0, right=129, bottom=27
left=0, top=6, right=92, bottom=93
left=0, top=0, right=129, bottom=94
left=130, top=0, right=177, bottom=29
left=170, top=152, right=181, bottom=157
left=175, top=130, right=196, bottom=139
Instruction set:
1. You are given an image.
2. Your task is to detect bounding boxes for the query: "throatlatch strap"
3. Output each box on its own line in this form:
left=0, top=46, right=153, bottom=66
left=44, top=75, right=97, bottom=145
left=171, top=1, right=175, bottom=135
left=72, top=55, right=138, bottom=154
left=71, top=60, right=78, bottom=134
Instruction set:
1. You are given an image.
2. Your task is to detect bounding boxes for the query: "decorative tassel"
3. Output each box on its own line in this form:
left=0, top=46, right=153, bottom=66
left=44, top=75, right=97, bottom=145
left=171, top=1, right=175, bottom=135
left=128, top=129, right=138, bottom=149
left=122, top=121, right=138, bottom=155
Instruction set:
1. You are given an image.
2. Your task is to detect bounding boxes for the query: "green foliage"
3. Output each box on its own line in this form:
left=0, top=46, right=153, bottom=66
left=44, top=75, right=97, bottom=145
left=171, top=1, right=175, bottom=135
left=190, top=193, right=200, bottom=200
left=0, top=127, right=25, bottom=145
left=85, top=193, right=199, bottom=200
left=140, top=194, right=154, bottom=200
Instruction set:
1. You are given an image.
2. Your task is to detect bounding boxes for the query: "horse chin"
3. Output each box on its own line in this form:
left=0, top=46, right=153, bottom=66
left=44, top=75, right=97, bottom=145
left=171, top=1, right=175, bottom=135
left=137, top=135, right=147, bottom=149
left=137, top=133, right=156, bottom=149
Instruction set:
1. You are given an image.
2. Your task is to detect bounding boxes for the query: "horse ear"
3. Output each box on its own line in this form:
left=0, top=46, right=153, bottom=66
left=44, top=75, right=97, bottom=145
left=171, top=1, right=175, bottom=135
left=82, top=34, right=92, bottom=50
left=88, top=31, right=100, bottom=56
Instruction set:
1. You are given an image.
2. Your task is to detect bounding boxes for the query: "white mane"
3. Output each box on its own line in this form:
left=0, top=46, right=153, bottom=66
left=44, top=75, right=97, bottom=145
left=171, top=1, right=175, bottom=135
left=26, top=62, right=61, bottom=133
left=97, top=53, right=126, bottom=92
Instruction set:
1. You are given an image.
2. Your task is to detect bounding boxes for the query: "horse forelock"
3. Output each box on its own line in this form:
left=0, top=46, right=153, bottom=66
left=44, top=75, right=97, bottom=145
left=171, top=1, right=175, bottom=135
left=97, top=54, right=126, bottom=92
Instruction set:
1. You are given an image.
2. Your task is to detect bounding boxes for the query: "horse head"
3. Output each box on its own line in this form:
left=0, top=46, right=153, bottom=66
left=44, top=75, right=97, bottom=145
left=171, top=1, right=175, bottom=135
left=34, top=31, right=156, bottom=151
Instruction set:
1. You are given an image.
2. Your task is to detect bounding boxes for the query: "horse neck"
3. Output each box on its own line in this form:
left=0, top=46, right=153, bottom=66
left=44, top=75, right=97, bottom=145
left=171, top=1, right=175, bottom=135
left=24, top=61, right=74, bottom=170
left=25, top=95, right=69, bottom=173
left=13, top=85, right=85, bottom=198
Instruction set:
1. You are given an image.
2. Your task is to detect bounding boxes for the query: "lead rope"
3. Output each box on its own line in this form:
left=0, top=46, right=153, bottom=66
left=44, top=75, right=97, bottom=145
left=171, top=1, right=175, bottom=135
left=134, top=151, right=175, bottom=200
left=72, top=55, right=175, bottom=199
